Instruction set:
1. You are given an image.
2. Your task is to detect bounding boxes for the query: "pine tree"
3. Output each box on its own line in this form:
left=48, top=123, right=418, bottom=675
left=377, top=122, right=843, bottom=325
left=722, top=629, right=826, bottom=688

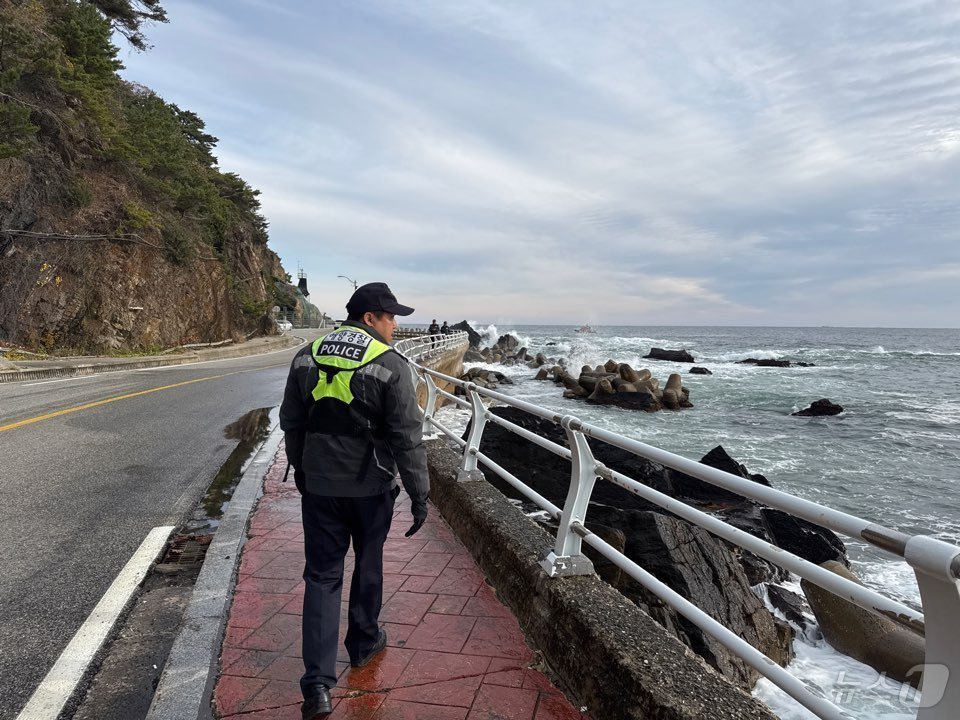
left=88, top=0, right=167, bottom=51
left=0, top=9, right=41, bottom=157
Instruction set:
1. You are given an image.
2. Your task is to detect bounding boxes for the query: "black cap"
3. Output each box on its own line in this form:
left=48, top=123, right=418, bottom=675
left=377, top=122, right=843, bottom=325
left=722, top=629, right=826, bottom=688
left=346, top=282, right=415, bottom=316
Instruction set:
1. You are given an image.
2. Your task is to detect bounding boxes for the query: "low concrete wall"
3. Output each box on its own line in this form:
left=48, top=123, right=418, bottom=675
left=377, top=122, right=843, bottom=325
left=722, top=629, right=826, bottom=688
left=0, top=335, right=301, bottom=384
left=426, top=440, right=778, bottom=720
left=414, top=344, right=466, bottom=409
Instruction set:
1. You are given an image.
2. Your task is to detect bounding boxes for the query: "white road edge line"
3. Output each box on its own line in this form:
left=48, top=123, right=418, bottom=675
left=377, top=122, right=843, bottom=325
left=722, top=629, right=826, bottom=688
left=23, top=375, right=101, bottom=387
left=7, top=337, right=308, bottom=385
left=15, top=525, right=176, bottom=720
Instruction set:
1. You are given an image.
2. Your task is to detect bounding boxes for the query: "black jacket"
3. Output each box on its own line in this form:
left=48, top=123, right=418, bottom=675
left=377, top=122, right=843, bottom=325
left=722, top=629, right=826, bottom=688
left=279, top=321, right=429, bottom=501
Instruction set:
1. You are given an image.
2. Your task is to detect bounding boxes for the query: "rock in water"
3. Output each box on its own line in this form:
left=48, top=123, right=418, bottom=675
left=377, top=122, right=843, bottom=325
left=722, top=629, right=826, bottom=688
left=495, top=333, right=520, bottom=353
left=588, top=390, right=662, bottom=411
left=588, top=377, right=615, bottom=400
left=644, top=348, right=695, bottom=363
left=662, top=389, right=680, bottom=410
left=738, top=358, right=791, bottom=367
left=763, top=584, right=815, bottom=638
left=619, top=363, right=649, bottom=383
left=451, top=320, right=482, bottom=347
left=760, top=509, right=849, bottom=566
left=802, top=561, right=925, bottom=687
left=792, top=399, right=844, bottom=416
left=615, top=511, right=794, bottom=689
left=669, top=445, right=772, bottom=504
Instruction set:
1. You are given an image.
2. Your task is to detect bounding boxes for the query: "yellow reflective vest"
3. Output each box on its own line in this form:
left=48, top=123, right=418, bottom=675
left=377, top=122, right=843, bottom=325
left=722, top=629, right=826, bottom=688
left=308, top=327, right=393, bottom=435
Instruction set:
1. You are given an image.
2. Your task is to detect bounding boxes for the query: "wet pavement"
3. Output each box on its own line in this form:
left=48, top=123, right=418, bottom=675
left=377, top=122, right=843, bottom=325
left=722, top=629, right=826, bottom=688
left=213, top=445, right=590, bottom=720
left=190, top=407, right=275, bottom=534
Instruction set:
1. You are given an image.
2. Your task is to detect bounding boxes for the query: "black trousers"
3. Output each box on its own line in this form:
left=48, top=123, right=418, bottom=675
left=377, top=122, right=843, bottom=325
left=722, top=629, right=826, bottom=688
left=300, top=491, right=394, bottom=694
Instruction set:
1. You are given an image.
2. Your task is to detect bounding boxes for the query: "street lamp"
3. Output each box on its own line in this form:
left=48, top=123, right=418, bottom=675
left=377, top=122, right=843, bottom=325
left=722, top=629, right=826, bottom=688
left=338, top=275, right=358, bottom=290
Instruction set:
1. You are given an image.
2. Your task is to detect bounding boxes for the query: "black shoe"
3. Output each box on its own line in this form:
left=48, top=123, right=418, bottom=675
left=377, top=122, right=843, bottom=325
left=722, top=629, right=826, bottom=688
left=351, top=628, right=387, bottom=667
left=301, top=685, right=332, bottom=719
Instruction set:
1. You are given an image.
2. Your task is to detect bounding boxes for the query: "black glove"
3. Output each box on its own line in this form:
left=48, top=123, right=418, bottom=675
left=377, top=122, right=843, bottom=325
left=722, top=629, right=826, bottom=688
left=293, top=467, right=306, bottom=495
left=405, top=498, right=428, bottom=537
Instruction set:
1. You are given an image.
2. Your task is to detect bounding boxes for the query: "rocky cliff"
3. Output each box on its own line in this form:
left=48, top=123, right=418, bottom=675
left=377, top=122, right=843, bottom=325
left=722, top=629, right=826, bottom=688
left=0, top=0, right=295, bottom=352
left=0, top=217, right=288, bottom=352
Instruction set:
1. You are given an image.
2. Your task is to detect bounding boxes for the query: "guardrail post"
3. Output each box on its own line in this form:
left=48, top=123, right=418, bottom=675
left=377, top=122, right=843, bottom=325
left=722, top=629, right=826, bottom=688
left=422, top=373, right=438, bottom=434
left=458, top=386, right=487, bottom=482
left=905, top=536, right=960, bottom=718
left=540, top=417, right=596, bottom=578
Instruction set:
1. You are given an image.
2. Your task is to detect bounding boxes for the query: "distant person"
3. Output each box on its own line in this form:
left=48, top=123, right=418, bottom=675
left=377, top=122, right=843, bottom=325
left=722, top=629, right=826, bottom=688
left=280, top=282, right=430, bottom=720
left=428, top=319, right=440, bottom=334
left=440, top=321, right=451, bottom=335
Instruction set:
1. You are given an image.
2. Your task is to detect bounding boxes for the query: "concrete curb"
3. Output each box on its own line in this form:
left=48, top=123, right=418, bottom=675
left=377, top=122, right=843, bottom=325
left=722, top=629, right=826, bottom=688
left=0, top=354, right=205, bottom=383
left=145, top=423, right=285, bottom=720
left=0, top=336, right=301, bottom=384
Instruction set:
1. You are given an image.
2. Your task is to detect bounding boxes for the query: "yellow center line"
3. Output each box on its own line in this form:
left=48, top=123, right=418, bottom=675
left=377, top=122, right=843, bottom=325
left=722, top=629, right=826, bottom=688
left=0, top=363, right=288, bottom=434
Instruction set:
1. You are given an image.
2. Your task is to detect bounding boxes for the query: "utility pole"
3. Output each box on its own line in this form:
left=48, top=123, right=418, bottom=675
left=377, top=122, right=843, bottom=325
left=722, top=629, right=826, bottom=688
left=338, top=275, right=358, bottom=290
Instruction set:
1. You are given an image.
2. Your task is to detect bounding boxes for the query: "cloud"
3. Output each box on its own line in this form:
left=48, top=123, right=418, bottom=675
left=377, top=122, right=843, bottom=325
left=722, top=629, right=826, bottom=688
left=826, top=263, right=960, bottom=294
left=120, top=0, right=960, bottom=327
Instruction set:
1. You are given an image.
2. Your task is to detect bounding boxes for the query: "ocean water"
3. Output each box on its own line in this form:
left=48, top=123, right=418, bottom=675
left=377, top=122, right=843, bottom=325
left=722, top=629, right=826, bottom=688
left=435, top=324, right=960, bottom=719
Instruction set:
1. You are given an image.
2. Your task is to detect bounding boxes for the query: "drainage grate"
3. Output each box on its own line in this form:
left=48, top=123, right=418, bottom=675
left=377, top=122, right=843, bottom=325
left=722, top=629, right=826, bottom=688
left=158, top=533, right=213, bottom=567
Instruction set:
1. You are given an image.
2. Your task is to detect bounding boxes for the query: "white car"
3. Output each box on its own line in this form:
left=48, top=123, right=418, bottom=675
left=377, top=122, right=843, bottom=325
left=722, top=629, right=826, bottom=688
left=277, top=320, right=293, bottom=332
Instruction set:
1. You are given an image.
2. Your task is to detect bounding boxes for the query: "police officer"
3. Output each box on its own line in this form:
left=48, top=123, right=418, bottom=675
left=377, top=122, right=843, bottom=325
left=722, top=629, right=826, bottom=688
left=280, top=282, right=429, bottom=720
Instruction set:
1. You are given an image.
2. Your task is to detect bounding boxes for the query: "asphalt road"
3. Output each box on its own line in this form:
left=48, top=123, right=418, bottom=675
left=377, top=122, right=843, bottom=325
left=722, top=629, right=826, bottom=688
left=0, top=333, right=318, bottom=719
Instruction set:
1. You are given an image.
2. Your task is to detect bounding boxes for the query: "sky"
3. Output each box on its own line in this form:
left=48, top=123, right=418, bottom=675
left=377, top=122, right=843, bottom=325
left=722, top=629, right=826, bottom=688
left=118, top=0, right=960, bottom=328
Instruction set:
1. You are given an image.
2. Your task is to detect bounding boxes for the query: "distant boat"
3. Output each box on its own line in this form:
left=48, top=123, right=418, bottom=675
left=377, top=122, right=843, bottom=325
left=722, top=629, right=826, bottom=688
left=575, top=324, right=595, bottom=334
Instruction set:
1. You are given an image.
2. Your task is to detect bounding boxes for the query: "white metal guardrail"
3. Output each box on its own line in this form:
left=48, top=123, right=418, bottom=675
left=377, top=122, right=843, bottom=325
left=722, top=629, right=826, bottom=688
left=395, top=331, right=469, bottom=360
left=397, top=334, right=960, bottom=720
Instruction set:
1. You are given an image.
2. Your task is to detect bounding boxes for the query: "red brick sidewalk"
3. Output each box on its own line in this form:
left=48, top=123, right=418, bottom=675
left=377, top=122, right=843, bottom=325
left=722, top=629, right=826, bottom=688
left=213, top=448, right=589, bottom=720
